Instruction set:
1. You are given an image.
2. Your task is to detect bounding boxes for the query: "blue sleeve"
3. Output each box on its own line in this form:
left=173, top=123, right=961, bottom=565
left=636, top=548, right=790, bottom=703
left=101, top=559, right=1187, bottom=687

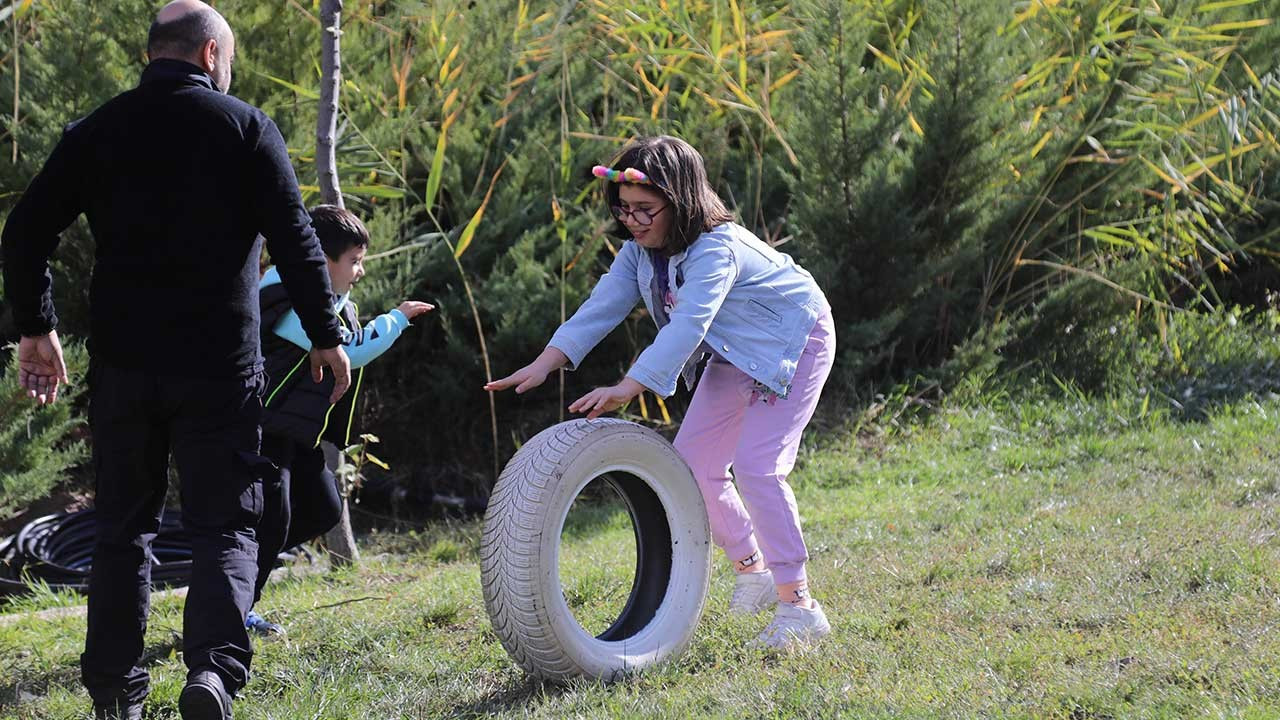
left=627, top=240, right=738, bottom=396
left=273, top=308, right=410, bottom=369
left=547, top=241, right=642, bottom=370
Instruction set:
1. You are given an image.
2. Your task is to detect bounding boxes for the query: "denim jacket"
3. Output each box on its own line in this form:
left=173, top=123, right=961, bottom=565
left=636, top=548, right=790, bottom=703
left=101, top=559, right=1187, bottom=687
left=548, top=222, right=829, bottom=397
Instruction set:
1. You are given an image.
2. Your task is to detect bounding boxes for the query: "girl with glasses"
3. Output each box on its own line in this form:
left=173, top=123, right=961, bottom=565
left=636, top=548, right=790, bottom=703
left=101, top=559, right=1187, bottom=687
left=486, top=135, right=835, bottom=649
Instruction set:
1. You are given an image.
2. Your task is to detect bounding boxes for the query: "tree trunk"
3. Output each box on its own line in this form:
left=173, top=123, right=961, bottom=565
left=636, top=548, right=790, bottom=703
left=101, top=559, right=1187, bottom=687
left=316, top=0, right=344, bottom=209
left=316, top=0, right=357, bottom=566
left=320, top=441, right=359, bottom=567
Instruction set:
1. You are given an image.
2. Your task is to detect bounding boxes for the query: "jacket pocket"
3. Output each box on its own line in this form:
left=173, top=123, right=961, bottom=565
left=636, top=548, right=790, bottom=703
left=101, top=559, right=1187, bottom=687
left=235, top=450, right=280, bottom=524
left=746, top=299, right=783, bottom=326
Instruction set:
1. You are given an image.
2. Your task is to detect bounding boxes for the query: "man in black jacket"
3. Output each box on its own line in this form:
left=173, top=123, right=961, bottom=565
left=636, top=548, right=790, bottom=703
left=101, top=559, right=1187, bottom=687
left=1, top=2, right=350, bottom=718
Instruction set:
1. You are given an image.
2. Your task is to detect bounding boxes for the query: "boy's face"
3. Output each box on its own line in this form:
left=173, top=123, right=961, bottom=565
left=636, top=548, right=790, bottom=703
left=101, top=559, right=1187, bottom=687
left=327, top=244, right=367, bottom=296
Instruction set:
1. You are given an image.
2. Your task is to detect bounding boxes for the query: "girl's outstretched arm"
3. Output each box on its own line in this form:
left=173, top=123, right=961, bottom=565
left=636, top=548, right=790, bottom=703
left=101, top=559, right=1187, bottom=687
left=488, top=241, right=641, bottom=396
left=545, top=241, right=642, bottom=370
left=485, top=346, right=569, bottom=394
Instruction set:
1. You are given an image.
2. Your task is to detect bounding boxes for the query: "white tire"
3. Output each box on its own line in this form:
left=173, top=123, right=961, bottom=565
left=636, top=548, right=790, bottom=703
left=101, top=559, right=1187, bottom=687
left=480, top=418, right=712, bottom=682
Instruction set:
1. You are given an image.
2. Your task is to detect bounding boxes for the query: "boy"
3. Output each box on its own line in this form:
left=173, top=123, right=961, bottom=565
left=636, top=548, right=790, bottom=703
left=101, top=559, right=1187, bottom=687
left=250, top=204, right=431, bottom=634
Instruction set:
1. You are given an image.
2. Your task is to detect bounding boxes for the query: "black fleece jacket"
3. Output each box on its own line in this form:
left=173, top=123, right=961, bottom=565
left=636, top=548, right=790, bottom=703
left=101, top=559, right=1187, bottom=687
left=1, top=59, right=341, bottom=377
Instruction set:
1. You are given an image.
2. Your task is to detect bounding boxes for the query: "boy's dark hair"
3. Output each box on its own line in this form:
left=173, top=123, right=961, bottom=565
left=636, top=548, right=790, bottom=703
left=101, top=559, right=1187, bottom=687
left=147, top=7, right=223, bottom=59
left=309, top=205, right=370, bottom=260
left=603, top=135, right=734, bottom=254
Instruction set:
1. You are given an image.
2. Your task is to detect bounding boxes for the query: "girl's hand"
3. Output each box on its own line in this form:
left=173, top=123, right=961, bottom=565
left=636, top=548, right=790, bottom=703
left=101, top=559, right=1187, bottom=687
left=485, top=347, right=570, bottom=394
left=569, top=377, right=647, bottom=419
left=485, top=364, right=551, bottom=394
left=397, top=301, right=435, bottom=320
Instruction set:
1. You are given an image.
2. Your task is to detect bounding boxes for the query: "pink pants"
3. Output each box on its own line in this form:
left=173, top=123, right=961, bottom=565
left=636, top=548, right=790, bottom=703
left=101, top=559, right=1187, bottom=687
left=673, top=310, right=835, bottom=586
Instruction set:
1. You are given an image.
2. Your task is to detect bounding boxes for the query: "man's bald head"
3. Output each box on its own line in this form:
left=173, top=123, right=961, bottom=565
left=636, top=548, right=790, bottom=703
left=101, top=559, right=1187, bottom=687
left=147, top=1, right=235, bottom=93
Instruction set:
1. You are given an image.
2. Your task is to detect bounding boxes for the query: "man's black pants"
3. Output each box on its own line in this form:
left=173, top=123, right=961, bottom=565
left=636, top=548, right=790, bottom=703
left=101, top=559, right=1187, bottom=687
left=81, top=364, right=270, bottom=706
left=253, top=433, right=342, bottom=603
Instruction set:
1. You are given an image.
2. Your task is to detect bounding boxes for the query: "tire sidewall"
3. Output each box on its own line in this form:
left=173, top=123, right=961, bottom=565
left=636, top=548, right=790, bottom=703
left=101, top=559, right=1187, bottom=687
left=539, top=421, right=711, bottom=679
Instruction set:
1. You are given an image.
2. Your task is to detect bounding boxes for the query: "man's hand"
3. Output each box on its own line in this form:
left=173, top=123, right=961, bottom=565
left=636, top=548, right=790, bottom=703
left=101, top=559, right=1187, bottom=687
left=396, top=300, right=434, bottom=320
left=309, top=345, right=351, bottom=404
left=17, top=331, right=69, bottom=406
left=568, top=377, right=647, bottom=419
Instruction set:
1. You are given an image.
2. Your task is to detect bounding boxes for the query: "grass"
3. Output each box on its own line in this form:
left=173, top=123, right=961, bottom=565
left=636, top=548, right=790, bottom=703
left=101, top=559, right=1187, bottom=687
left=4, top=391, right=1280, bottom=719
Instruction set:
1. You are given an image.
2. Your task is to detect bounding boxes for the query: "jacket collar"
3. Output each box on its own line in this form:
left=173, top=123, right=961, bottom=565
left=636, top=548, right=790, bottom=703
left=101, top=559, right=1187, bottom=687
left=261, top=265, right=345, bottom=311
left=139, top=59, right=218, bottom=92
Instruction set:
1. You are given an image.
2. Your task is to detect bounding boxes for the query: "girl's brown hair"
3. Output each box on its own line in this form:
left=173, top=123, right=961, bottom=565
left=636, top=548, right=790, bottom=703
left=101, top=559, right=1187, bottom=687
left=603, top=136, right=734, bottom=254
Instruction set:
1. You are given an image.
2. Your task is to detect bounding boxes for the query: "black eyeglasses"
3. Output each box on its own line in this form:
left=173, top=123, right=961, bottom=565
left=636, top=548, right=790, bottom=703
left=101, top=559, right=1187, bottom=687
left=611, top=204, right=668, bottom=227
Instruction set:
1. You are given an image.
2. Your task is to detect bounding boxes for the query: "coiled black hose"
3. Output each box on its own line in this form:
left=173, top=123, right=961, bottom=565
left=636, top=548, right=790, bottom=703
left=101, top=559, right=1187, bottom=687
left=0, top=509, right=308, bottom=597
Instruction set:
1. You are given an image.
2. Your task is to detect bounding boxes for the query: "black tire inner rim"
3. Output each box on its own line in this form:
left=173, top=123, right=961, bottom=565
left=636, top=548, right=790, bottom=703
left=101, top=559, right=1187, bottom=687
left=576, top=472, right=673, bottom=642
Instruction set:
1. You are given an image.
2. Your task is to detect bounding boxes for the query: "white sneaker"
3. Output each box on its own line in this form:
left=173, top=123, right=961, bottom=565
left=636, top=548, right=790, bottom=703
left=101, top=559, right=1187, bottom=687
left=729, top=570, right=776, bottom=615
left=755, top=601, right=832, bottom=649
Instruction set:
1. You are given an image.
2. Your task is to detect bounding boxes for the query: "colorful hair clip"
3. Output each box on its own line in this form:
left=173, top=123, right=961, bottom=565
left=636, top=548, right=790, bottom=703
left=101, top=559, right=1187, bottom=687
left=592, top=165, right=652, bottom=184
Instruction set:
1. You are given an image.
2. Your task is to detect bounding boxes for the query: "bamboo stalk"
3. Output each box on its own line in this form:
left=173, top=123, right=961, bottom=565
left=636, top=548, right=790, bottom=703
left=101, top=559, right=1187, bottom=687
left=11, top=1, right=19, bottom=165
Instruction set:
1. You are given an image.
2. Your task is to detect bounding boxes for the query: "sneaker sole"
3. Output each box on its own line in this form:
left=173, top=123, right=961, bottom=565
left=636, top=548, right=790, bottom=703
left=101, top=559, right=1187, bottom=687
left=178, top=684, right=229, bottom=720
left=754, top=617, right=833, bottom=650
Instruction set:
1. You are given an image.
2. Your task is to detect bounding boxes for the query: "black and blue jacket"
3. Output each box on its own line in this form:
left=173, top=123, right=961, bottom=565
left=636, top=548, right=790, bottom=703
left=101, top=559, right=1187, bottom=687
left=259, top=267, right=410, bottom=448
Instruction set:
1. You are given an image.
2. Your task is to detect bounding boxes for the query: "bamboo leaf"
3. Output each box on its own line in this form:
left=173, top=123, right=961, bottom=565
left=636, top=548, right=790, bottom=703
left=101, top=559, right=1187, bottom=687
left=907, top=112, right=924, bottom=137
left=754, top=30, right=794, bottom=45
left=345, top=185, right=407, bottom=199
left=769, top=68, right=801, bottom=94
left=1178, top=142, right=1263, bottom=182
left=1196, top=0, right=1261, bottom=10
left=1239, top=59, right=1263, bottom=90
left=654, top=394, right=672, bottom=425
left=1030, top=130, right=1054, bottom=158
left=442, top=108, right=460, bottom=134
left=865, top=43, right=902, bottom=73
left=710, top=12, right=722, bottom=57
left=723, top=78, right=758, bottom=110
left=1205, top=19, right=1272, bottom=32
left=424, top=131, right=448, bottom=210
left=251, top=69, right=320, bottom=100
left=454, top=159, right=508, bottom=259
left=1083, top=227, right=1135, bottom=247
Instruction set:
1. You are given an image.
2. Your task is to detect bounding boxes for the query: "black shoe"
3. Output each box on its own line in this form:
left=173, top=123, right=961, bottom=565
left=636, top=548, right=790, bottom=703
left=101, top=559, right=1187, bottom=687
left=93, top=699, right=143, bottom=720
left=178, top=670, right=232, bottom=720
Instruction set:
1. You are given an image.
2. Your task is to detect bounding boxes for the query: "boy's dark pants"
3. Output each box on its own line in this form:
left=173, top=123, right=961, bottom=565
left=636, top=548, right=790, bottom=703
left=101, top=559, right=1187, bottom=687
left=80, top=364, right=269, bottom=707
left=254, top=433, right=342, bottom=602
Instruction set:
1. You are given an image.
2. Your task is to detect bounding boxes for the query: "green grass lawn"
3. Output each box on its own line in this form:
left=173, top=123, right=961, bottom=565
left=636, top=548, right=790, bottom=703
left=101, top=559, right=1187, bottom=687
left=4, top=393, right=1280, bottom=719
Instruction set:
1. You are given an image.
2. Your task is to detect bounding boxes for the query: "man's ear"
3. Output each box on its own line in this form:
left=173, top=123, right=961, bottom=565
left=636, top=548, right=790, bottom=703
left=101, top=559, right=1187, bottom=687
left=198, top=38, right=218, bottom=74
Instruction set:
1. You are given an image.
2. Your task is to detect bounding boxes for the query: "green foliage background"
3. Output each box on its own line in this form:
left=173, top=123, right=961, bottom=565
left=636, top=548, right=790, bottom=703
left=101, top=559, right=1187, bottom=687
left=1, top=0, right=1278, bottom=498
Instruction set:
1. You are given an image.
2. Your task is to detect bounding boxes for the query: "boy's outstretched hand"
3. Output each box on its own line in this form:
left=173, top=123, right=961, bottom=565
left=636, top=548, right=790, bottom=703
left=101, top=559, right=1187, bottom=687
left=397, top=300, right=434, bottom=320
left=569, top=377, right=647, bottom=419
